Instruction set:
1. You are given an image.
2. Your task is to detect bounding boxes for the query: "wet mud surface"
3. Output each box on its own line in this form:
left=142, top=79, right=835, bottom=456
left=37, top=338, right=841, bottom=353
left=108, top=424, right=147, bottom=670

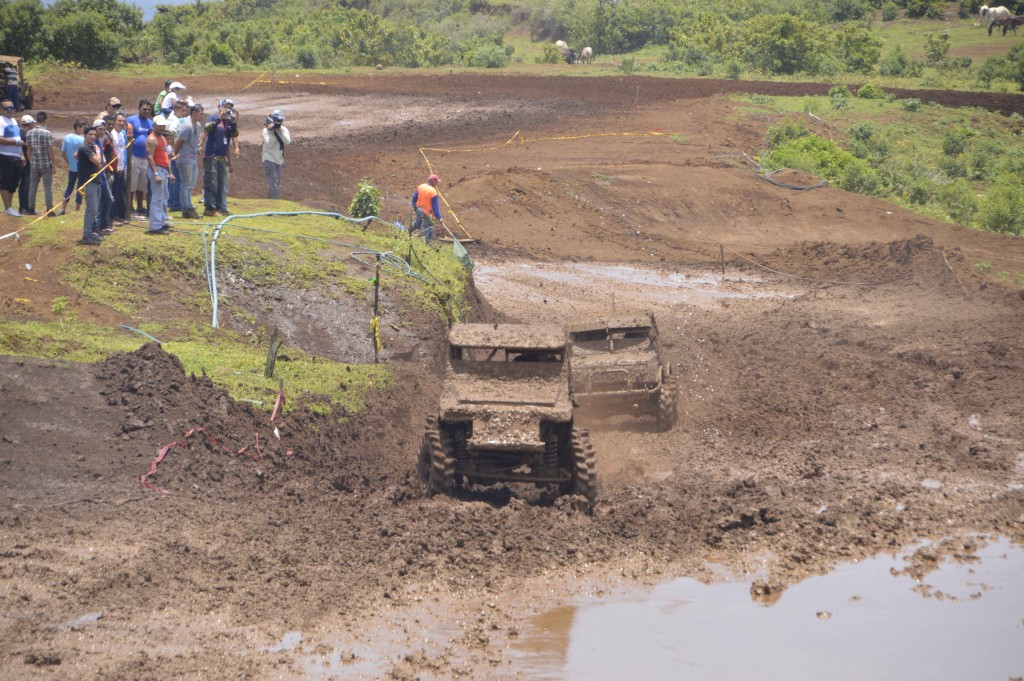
left=1, top=71, right=1024, bottom=678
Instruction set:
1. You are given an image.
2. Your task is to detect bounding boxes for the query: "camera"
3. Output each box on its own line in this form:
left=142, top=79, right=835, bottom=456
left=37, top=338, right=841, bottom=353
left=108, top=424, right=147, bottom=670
left=266, top=115, right=282, bottom=128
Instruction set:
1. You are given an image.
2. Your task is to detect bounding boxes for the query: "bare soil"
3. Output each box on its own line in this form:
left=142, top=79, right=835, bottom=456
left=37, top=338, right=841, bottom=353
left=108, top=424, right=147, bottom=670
left=2, top=71, right=1023, bottom=679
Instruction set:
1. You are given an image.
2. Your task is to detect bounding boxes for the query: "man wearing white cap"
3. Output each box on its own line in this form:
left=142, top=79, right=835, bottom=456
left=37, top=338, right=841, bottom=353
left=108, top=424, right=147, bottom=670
left=262, top=110, right=290, bottom=199
left=145, top=115, right=174, bottom=233
left=160, top=82, right=186, bottom=116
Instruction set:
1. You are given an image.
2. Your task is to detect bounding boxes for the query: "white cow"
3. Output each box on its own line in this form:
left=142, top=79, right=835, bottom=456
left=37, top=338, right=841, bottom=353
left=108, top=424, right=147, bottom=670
left=578, top=46, right=594, bottom=65
left=554, top=40, right=573, bottom=63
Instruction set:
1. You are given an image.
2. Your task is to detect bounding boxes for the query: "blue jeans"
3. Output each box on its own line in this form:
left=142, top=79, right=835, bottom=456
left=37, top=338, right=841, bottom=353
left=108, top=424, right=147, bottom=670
left=177, top=161, right=197, bottom=212
left=82, top=183, right=100, bottom=240
left=148, top=167, right=170, bottom=230
left=203, top=157, right=228, bottom=213
left=5, top=84, right=19, bottom=112
left=92, top=178, right=112, bottom=231
left=412, top=207, right=435, bottom=243
left=109, top=171, right=125, bottom=222
left=167, top=159, right=181, bottom=210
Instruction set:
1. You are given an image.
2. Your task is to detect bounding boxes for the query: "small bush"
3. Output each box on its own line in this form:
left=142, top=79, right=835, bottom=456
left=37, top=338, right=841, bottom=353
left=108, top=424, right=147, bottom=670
left=726, top=61, right=742, bottom=79
left=882, top=1, right=899, bottom=20
left=464, top=44, right=508, bottom=68
left=979, top=182, right=1024, bottom=234
left=900, top=98, right=922, bottom=111
left=621, top=57, right=635, bottom=74
left=296, top=48, right=317, bottom=69
left=536, top=44, right=563, bottom=64
left=829, top=85, right=853, bottom=110
left=857, top=83, right=886, bottom=99
left=936, top=179, right=980, bottom=225
left=348, top=180, right=382, bottom=219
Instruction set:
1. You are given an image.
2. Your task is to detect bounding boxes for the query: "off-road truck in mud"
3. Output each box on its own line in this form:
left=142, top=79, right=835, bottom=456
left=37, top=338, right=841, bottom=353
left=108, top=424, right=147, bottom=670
left=420, top=323, right=598, bottom=510
left=567, top=312, right=678, bottom=431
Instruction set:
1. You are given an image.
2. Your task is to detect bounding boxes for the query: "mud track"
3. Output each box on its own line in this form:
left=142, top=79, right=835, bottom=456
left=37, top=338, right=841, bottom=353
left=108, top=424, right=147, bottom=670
left=1, top=72, right=1023, bottom=678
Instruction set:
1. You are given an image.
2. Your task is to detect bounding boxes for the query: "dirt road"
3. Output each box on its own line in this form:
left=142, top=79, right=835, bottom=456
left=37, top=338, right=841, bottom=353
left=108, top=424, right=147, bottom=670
left=1, top=71, right=1023, bottom=678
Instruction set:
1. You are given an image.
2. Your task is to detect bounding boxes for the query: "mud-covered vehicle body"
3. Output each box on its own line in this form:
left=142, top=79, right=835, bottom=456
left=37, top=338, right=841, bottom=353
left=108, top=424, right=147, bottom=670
left=421, top=323, right=597, bottom=509
left=567, top=312, right=678, bottom=431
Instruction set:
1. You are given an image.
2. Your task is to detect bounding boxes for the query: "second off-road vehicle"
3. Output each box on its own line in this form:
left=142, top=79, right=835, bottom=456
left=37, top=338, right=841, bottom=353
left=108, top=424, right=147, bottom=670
left=567, top=312, right=678, bottom=431
left=420, top=323, right=598, bottom=510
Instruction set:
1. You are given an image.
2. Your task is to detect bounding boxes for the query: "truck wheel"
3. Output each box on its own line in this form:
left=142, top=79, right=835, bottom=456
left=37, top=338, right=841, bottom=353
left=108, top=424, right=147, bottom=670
left=569, top=427, right=598, bottom=512
left=657, top=375, right=678, bottom=432
left=424, top=416, right=455, bottom=496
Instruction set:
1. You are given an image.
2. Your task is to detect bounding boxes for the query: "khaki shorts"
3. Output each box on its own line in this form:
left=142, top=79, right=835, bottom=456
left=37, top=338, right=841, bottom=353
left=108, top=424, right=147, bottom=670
left=128, top=157, right=148, bottom=193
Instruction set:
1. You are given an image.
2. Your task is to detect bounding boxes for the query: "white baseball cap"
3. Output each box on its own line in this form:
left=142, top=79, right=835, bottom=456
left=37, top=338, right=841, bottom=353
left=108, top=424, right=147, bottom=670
left=20, top=114, right=34, bottom=124
left=169, top=81, right=186, bottom=90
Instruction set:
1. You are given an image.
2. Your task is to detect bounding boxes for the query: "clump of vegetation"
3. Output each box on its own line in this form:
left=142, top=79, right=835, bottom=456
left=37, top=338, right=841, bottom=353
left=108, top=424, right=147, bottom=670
left=856, top=83, right=886, bottom=100
left=829, top=85, right=853, bottom=110
left=349, top=180, right=382, bottom=220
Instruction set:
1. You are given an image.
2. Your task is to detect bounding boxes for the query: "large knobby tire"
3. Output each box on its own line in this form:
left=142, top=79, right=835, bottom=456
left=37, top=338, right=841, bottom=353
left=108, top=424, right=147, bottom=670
left=423, top=416, right=455, bottom=497
left=657, top=375, right=679, bottom=432
left=569, top=427, right=598, bottom=513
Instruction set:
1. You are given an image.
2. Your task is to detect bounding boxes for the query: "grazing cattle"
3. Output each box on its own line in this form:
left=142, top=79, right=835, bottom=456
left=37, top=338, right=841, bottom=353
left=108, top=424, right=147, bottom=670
left=981, top=5, right=1013, bottom=34
left=579, top=46, right=594, bottom=65
left=1000, top=14, right=1024, bottom=33
left=555, top=40, right=573, bottom=63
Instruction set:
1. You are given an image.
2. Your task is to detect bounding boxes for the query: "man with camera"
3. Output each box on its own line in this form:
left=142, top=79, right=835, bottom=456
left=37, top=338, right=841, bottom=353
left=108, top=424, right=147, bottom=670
left=202, top=104, right=235, bottom=217
left=261, top=110, right=290, bottom=200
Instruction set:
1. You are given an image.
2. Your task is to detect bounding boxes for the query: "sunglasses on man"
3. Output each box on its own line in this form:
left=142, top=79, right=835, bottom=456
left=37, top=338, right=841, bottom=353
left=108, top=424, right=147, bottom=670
left=2, top=105, right=14, bottom=111
left=111, top=103, right=122, bottom=109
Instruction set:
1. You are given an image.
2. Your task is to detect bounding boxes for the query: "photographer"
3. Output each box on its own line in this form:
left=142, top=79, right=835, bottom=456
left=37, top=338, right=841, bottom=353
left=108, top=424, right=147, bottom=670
left=261, top=110, right=290, bottom=200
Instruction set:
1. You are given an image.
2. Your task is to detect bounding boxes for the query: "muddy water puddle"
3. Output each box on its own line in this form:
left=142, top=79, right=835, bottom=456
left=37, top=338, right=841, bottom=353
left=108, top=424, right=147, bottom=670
left=509, top=537, right=1024, bottom=681
left=474, top=261, right=797, bottom=321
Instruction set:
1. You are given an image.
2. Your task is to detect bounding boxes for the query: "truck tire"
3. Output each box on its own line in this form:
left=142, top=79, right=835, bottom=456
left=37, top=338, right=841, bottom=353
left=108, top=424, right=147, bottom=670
left=568, top=427, right=598, bottom=512
left=423, top=416, right=455, bottom=496
left=656, top=375, right=678, bottom=432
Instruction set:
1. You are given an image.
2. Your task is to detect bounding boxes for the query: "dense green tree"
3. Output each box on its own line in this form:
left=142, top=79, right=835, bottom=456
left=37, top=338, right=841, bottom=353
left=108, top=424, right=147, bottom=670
left=0, top=0, right=46, bottom=60
left=742, top=14, right=825, bottom=75
left=47, top=10, right=122, bottom=68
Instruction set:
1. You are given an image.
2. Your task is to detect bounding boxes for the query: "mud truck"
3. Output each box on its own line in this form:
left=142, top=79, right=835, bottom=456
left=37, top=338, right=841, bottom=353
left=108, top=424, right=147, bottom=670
left=420, top=323, right=598, bottom=510
left=567, top=312, right=678, bottom=431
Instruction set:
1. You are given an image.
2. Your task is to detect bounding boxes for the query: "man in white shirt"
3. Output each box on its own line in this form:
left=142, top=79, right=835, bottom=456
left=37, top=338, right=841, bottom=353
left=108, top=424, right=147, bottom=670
left=261, top=110, right=290, bottom=199
left=0, top=99, right=25, bottom=216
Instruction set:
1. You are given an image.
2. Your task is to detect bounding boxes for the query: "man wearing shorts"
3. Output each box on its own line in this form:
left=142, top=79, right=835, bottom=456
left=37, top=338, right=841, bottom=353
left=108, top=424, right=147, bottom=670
left=0, top=99, right=25, bottom=217
left=126, top=100, right=154, bottom=215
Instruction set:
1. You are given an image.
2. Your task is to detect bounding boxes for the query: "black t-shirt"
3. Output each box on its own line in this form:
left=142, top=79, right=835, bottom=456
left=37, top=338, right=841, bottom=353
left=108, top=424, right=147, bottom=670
left=76, top=143, right=99, bottom=181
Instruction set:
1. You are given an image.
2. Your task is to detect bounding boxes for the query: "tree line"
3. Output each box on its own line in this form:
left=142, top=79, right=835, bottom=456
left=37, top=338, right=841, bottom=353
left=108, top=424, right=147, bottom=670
left=1, top=0, right=1021, bottom=83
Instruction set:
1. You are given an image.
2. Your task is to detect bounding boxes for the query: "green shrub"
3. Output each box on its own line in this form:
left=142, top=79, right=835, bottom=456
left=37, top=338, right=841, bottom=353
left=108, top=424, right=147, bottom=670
left=296, top=48, right=316, bottom=68
left=464, top=44, right=508, bottom=68
left=900, top=98, right=922, bottom=111
left=906, top=0, right=944, bottom=18
left=977, top=56, right=1008, bottom=88
left=348, top=180, right=382, bottom=219
left=829, top=85, right=853, bottom=110
left=621, top=57, right=635, bottom=74
left=882, top=1, right=899, bottom=20
left=835, top=25, right=882, bottom=74
left=979, top=182, right=1024, bottom=234
left=936, top=179, right=980, bottom=225
left=537, top=44, right=563, bottom=65
left=726, top=60, right=742, bottom=79
left=857, top=82, right=886, bottom=99
left=923, top=32, right=950, bottom=67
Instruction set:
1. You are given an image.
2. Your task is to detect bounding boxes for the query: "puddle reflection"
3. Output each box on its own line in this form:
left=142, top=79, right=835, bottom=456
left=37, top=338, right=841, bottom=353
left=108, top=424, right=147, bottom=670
left=512, top=538, right=1024, bottom=681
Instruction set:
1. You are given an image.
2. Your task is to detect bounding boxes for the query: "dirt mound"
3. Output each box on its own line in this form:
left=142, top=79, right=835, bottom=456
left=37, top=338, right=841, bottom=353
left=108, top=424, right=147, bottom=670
left=750, top=234, right=962, bottom=288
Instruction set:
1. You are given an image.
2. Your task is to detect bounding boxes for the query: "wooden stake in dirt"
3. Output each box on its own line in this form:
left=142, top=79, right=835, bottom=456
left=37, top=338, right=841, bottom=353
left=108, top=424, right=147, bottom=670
left=264, top=327, right=282, bottom=378
left=372, top=258, right=381, bottom=364
left=720, top=244, right=726, bottom=275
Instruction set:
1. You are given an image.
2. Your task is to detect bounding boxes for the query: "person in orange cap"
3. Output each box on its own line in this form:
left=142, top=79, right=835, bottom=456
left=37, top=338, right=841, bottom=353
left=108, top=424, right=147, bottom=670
left=411, top=173, right=444, bottom=243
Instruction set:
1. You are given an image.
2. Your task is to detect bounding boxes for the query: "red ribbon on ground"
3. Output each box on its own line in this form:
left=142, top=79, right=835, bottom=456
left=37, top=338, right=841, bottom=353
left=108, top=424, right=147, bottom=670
left=141, top=427, right=265, bottom=491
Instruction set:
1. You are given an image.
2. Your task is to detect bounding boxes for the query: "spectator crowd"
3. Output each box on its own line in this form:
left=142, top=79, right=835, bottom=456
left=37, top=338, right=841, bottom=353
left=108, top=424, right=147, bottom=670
left=1, top=79, right=292, bottom=245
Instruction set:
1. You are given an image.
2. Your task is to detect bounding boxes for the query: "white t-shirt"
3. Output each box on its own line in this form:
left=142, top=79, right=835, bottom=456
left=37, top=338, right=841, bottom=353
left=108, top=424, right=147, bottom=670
left=162, top=91, right=179, bottom=111
left=0, top=115, right=22, bottom=158
left=111, top=128, right=127, bottom=169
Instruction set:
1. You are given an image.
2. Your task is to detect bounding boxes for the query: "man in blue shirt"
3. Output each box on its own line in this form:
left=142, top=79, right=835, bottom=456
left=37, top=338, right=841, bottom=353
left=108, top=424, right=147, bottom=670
left=202, top=106, right=234, bottom=217
left=125, top=99, right=153, bottom=215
